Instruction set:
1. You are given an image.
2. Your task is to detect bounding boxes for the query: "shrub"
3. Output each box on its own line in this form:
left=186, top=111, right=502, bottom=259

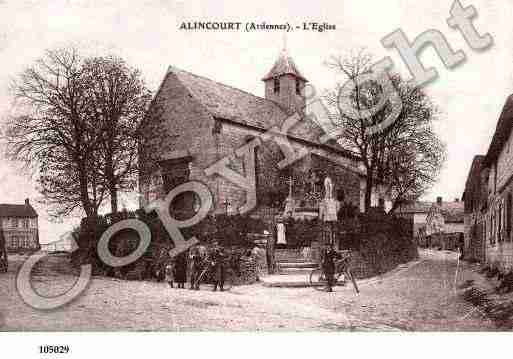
left=72, top=212, right=267, bottom=281
left=496, top=271, right=513, bottom=294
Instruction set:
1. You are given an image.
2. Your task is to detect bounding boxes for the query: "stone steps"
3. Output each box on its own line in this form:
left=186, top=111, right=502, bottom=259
left=276, top=261, right=318, bottom=275
left=277, top=267, right=314, bottom=275
left=278, top=261, right=318, bottom=269
left=260, top=274, right=347, bottom=288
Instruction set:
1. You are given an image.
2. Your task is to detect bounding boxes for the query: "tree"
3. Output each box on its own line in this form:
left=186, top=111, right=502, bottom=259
left=37, top=145, right=106, bottom=218
left=81, top=56, right=153, bottom=214
left=3, top=47, right=162, bottom=219
left=324, top=50, right=446, bottom=212
left=3, top=48, right=105, bottom=218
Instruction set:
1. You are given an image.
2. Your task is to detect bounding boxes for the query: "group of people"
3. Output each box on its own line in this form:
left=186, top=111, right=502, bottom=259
left=164, top=242, right=227, bottom=291
left=164, top=251, right=187, bottom=288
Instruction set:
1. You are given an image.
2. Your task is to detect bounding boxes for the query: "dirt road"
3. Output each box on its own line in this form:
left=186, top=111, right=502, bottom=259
left=0, top=250, right=495, bottom=331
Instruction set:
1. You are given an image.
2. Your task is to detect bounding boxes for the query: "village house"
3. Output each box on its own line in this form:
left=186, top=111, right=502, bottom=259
left=462, top=155, right=487, bottom=262
left=424, top=197, right=464, bottom=249
left=396, top=201, right=431, bottom=239
left=464, top=95, right=513, bottom=270
left=139, top=49, right=387, bottom=224
left=397, top=197, right=464, bottom=248
left=0, top=198, right=39, bottom=252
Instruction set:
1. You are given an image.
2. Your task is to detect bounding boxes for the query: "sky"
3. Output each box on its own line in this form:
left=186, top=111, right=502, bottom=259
left=0, top=0, right=511, bottom=244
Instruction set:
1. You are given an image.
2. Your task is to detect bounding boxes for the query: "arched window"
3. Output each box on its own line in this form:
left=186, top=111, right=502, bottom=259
left=243, top=136, right=260, bottom=206
left=273, top=78, right=280, bottom=94
left=498, top=204, right=503, bottom=242
left=507, top=193, right=512, bottom=239
left=296, top=80, right=301, bottom=95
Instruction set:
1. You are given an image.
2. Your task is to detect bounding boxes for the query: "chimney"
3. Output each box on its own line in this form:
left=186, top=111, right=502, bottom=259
left=25, top=198, right=29, bottom=205
left=436, top=197, right=442, bottom=205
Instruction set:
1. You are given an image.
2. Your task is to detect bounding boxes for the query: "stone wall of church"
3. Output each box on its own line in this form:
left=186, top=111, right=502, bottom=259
left=140, top=73, right=363, bottom=218
left=213, top=121, right=287, bottom=214
left=139, top=72, right=219, bottom=208
left=214, top=121, right=362, bottom=215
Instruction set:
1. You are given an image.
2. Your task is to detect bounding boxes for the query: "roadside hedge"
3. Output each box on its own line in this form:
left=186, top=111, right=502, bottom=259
left=275, top=212, right=417, bottom=279
left=71, top=210, right=268, bottom=281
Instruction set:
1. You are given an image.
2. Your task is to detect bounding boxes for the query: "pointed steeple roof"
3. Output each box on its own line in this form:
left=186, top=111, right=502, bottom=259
left=262, top=49, right=308, bottom=82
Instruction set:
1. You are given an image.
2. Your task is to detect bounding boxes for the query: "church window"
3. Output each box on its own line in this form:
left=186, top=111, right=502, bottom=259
left=296, top=80, right=301, bottom=95
left=507, top=193, right=512, bottom=239
left=273, top=78, right=280, bottom=94
left=243, top=136, right=260, bottom=204
left=498, top=205, right=503, bottom=242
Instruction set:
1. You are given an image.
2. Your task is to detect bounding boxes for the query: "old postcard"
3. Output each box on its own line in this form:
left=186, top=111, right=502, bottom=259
left=0, top=0, right=510, bottom=357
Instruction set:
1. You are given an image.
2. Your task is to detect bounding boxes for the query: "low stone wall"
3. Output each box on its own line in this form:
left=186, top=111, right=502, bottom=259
left=234, top=257, right=258, bottom=284
left=348, top=252, right=376, bottom=279
left=252, top=247, right=267, bottom=277
left=486, top=241, right=513, bottom=272
left=272, top=213, right=417, bottom=279
left=275, top=247, right=315, bottom=263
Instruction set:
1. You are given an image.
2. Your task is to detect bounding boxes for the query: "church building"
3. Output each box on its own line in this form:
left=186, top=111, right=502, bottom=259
left=139, top=49, right=374, bottom=220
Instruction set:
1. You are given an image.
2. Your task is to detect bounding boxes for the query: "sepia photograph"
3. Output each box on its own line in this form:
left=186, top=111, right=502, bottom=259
left=0, top=0, right=511, bottom=357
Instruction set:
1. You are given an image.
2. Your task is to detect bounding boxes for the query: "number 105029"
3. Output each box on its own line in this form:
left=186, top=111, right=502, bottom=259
left=38, top=345, right=70, bottom=354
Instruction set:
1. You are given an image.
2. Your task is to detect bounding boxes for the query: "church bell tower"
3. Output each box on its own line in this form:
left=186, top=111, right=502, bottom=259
left=262, top=47, right=308, bottom=114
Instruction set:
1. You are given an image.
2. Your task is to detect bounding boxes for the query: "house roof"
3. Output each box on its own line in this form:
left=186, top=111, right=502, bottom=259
left=166, top=66, right=359, bottom=160
left=396, top=201, right=432, bottom=214
left=0, top=203, right=38, bottom=218
left=398, top=200, right=464, bottom=222
left=261, top=50, right=308, bottom=82
left=483, top=95, right=513, bottom=167
left=464, top=155, right=485, bottom=190
left=434, top=201, right=465, bottom=223
left=462, top=155, right=485, bottom=202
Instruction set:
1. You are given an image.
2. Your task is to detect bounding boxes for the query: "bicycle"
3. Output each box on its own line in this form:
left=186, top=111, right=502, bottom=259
left=193, top=255, right=236, bottom=291
left=0, top=258, right=7, bottom=273
left=309, top=251, right=359, bottom=294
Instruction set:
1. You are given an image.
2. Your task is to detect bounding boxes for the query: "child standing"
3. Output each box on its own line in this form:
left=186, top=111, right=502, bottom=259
left=164, top=262, right=175, bottom=288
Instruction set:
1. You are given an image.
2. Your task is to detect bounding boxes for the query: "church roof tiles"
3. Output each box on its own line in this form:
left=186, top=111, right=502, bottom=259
left=165, top=66, right=359, bottom=160
left=169, top=65, right=287, bottom=129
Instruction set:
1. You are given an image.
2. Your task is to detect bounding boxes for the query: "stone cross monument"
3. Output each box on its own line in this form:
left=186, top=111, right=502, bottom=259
left=319, top=176, right=340, bottom=247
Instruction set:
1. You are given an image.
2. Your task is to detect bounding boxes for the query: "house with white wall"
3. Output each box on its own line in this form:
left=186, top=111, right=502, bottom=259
left=477, top=95, right=513, bottom=271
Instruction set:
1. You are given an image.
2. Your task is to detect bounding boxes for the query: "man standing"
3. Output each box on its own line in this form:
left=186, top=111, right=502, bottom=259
left=0, top=231, right=6, bottom=273
left=189, top=248, right=203, bottom=290
left=211, top=243, right=226, bottom=292
left=173, top=251, right=187, bottom=289
left=322, top=247, right=337, bottom=292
